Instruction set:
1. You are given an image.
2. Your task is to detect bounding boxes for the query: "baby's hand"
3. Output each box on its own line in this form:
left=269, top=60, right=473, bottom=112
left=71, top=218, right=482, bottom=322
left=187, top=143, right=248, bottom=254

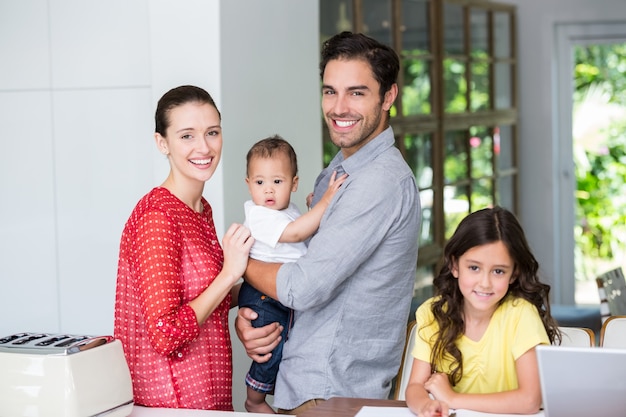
left=306, top=192, right=314, bottom=210
left=318, top=171, right=348, bottom=206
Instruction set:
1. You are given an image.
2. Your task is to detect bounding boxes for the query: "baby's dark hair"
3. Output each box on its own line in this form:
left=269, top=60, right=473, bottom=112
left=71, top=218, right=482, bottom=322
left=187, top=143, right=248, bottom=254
left=246, top=135, right=298, bottom=178
left=428, top=206, right=561, bottom=385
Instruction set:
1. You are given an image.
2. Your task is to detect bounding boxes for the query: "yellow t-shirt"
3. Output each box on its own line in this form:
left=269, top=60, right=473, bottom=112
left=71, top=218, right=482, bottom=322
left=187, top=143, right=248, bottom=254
left=412, top=296, right=549, bottom=394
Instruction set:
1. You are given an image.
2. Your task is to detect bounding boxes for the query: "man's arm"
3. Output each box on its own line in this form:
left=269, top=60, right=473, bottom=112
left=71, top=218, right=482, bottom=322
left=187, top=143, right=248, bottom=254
left=235, top=259, right=283, bottom=362
left=235, top=307, right=283, bottom=363
left=244, top=258, right=281, bottom=299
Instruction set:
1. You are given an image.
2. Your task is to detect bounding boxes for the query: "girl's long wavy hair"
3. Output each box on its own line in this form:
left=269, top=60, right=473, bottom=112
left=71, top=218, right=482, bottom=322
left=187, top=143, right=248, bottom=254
left=428, top=206, right=561, bottom=385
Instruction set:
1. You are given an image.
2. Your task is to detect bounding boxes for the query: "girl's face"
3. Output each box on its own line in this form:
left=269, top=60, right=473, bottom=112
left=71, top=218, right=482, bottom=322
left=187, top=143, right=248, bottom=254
left=155, top=101, right=222, bottom=185
left=452, top=241, right=515, bottom=317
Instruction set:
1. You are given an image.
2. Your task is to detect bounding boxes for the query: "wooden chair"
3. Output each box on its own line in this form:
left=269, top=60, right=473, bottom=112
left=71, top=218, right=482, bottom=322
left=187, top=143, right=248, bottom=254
left=556, top=326, right=595, bottom=347
left=394, top=320, right=417, bottom=400
left=596, top=267, right=626, bottom=322
left=600, top=315, right=626, bottom=348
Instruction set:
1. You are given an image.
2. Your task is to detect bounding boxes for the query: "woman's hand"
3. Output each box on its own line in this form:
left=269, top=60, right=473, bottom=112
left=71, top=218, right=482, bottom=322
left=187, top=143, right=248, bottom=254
left=188, top=224, right=253, bottom=325
left=221, top=223, right=254, bottom=283
left=235, top=307, right=283, bottom=363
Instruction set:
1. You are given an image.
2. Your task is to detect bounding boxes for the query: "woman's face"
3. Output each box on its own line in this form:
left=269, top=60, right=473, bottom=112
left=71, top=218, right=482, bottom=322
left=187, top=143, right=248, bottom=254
left=155, top=101, right=222, bottom=184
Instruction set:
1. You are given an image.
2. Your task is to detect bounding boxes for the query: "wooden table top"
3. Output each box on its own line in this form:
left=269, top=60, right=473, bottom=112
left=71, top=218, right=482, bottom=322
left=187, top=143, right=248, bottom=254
left=298, top=397, right=407, bottom=417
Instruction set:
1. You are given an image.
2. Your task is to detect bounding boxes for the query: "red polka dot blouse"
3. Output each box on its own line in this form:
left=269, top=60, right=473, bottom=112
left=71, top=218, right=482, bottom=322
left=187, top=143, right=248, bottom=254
left=114, top=187, right=233, bottom=410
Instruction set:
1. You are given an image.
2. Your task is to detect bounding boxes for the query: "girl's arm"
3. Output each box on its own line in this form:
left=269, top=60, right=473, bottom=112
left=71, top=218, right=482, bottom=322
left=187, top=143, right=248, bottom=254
left=279, top=171, right=347, bottom=243
left=424, top=346, right=543, bottom=414
left=405, top=358, right=452, bottom=417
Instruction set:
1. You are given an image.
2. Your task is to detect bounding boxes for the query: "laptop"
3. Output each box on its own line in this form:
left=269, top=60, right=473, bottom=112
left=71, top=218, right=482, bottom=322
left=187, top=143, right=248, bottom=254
left=536, top=345, right=626, bottom=417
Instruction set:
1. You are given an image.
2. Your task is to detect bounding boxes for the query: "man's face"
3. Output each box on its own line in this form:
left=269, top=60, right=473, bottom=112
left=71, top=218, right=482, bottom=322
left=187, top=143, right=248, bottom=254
left=321, top=58, right=397, bottom=158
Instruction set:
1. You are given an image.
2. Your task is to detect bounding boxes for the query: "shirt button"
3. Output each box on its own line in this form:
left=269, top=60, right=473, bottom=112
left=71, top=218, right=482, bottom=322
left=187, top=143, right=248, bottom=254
left=157, top=320, right=163, bottom=327
left=177, top=352, right=183, bottom=358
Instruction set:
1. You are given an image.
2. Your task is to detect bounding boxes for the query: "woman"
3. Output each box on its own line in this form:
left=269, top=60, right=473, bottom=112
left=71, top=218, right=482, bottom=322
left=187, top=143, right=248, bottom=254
left=114, top=85, right=253, bottom=410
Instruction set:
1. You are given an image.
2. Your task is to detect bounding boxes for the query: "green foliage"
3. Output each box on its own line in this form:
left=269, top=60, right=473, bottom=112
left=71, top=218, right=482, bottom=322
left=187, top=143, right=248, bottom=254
left=574, top=43, right=626, bottom=106
left=403, top=56, right=431, bottom=115
left=443, top=58, right=467, bottom=112
left=574, top=43, right=626, bottom=277
left=323, top=139, right=339, bottom=166
left=575, top=119, right=626, bottom=257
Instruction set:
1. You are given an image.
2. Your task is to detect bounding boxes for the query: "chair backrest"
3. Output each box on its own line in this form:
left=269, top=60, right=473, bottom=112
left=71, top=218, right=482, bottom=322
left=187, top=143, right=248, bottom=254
left=600, top=315, right=626, bottom=348
left=394, top=320, right=417, bottom=400
left=557, top=326, right=595, bottom=347
left=596, top=267, right=626, bottom=320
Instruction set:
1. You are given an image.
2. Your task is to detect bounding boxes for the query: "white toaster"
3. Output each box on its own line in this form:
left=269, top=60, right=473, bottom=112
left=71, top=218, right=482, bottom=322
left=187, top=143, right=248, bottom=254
left=0, top=332, right=133, bottom=417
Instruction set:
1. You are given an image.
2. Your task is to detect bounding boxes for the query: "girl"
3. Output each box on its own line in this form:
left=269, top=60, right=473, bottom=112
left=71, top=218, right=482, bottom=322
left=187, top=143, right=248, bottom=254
left=406, top=206, right=561, bottom=417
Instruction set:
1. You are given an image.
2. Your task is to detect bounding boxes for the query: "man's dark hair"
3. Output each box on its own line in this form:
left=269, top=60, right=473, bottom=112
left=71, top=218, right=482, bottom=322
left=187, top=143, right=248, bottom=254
left=320, top=31, right=400, bottom=102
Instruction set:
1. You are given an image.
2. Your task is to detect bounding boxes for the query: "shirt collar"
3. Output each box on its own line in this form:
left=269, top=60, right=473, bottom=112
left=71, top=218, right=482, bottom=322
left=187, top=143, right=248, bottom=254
left=327, top=126, right=395, bottom=176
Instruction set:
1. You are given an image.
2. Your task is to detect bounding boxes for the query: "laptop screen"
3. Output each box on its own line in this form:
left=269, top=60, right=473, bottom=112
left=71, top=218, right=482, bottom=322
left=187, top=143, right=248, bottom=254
left=536, top=345, right=626, bottom=417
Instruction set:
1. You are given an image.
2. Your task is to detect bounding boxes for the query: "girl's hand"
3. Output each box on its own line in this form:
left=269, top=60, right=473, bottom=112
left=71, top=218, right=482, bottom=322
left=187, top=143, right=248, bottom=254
left=416, top=398, right=450, bottom=417
left=424, top=372, right=456, bottom=406
left=221, top=223, right=254, bottom=283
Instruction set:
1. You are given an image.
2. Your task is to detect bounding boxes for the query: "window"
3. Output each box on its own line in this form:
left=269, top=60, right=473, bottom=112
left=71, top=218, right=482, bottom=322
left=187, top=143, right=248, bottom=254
left=320, top=0, right=518, bottom=314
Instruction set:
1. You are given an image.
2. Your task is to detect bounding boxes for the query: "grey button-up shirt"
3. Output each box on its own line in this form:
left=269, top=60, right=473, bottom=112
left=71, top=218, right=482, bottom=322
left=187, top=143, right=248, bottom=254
left=275, top=126, right=421, bottom=409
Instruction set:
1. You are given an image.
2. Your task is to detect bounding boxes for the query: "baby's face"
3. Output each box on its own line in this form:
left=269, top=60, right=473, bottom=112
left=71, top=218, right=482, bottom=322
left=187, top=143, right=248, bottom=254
left=246, top=154, right=298, bottom=210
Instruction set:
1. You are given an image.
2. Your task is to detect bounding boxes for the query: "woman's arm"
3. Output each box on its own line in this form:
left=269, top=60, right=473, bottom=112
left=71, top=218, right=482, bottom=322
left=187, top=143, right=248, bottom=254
left=189, top=223, right=253, bottom=323
left=425, top=346, right=543, bottom=414
left=136, top=214, right=251, bottom=355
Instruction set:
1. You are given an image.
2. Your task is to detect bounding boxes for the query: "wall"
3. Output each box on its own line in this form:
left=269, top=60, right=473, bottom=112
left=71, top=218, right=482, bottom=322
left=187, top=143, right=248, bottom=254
left=0, top=0, right=156, bottom=336
left=0, top=0, right=319, bottom=411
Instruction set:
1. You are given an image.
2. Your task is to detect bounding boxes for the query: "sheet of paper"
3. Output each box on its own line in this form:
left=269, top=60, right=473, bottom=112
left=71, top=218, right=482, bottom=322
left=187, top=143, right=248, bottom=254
left=354, top=406, right=546, bottom=417
left=354, top=406, right=415, bottom=417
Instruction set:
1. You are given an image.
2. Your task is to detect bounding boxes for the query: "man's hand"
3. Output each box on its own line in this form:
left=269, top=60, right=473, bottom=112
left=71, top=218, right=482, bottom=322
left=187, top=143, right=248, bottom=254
left=235, top=307, right=283, bottom=363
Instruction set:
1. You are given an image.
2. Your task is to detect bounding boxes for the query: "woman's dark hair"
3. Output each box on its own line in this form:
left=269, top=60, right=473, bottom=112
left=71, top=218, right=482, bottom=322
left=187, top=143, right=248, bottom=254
left=155, top=85, right=220, bottom=136
left=428, top=206, right=561, bottom=386
left=246, top=134, right=298, bottom=178
left=320, top=31, right=399, bottom=103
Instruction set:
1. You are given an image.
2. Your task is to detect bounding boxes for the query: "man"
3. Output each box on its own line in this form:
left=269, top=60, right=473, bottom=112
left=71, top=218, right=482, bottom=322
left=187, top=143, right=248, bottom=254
left=236, top=31, right=421, bottom=415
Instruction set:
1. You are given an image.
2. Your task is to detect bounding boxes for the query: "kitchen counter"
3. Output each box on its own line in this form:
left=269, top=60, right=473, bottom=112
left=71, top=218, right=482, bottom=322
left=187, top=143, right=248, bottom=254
left=129, top=405, right=267, bottom=416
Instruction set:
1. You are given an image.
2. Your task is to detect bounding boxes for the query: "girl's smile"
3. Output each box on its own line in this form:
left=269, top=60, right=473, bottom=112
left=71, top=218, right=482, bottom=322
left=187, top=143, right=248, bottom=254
left=452, top=241, right=515, bottom=317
